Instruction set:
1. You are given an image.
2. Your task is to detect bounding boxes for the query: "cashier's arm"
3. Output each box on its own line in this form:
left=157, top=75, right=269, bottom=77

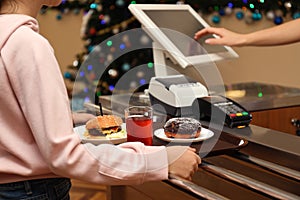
left=194, top=18, right=300, bottom=47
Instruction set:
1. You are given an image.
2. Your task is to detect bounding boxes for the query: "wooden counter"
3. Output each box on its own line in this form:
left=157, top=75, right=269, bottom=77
left=225, top=82, right=300, bottom=135
left=94, top=85, right=300, bottom=200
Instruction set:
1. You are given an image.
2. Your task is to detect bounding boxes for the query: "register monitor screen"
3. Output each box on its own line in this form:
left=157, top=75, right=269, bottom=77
left=128, top=4, right=238, bottom=68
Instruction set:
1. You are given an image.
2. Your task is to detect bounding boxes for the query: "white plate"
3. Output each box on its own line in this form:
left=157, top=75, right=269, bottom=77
left=154, top=127, right=214, bottom=143
left=74, top=123, right=127, bottom=145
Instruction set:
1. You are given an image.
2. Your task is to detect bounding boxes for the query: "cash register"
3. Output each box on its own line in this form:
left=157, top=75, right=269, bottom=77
left=129, top=4, right=251, bottom=128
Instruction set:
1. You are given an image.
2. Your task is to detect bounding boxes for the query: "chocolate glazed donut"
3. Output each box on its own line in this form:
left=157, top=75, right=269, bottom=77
left=163, top=117, right=202, bottom=139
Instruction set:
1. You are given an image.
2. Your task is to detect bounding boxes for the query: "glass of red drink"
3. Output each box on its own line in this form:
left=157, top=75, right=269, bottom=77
left=125, top=106, right=153, bottom=145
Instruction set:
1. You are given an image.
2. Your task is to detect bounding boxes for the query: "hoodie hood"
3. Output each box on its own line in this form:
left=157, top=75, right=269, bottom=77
left=0, top=14, right=38, bottom=50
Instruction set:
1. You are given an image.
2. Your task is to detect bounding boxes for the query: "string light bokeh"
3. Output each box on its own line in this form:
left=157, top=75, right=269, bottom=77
left=42, top=0, right=300, bottom=110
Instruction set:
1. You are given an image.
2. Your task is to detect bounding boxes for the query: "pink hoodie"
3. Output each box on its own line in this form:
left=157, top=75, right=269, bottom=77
left=0, top=14, right=168, bottom=184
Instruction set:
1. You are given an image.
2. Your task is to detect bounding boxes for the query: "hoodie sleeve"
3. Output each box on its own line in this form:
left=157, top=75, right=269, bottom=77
left=1, top=25, right=168, bottom=184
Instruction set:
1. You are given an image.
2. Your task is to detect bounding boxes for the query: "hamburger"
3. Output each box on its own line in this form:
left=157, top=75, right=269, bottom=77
left=85, top=115, right=123, bottom=136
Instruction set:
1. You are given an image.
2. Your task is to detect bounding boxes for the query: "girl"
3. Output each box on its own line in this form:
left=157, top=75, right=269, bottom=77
left=0, top=0, right=200, bottom=199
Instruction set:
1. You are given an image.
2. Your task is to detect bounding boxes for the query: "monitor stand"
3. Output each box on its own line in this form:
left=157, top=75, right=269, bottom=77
left=152, top=42, right=209, bottom=88
left=152, top=42, right=226, bottom=95
left=152, top=42, right=181, bottom=77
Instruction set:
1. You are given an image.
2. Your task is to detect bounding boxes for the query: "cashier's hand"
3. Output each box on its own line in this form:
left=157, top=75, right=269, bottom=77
left=72, top=112, right=95, bottom=126
left=166, top=146, right=201, bottom=181
left=194, top=27, right=246, bottom=47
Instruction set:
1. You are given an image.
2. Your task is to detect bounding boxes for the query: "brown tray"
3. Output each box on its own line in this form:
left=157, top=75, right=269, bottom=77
left=153, top=127, right=248, bottom=158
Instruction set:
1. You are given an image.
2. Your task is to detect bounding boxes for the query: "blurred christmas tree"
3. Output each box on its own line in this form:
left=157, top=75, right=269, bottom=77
left=45, top=0, right=300, bottom=109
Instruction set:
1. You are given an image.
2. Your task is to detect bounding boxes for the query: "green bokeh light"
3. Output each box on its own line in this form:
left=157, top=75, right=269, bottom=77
left=147, top=62, right=154, bottom=68
left=106, top=40, right=113, bottom=47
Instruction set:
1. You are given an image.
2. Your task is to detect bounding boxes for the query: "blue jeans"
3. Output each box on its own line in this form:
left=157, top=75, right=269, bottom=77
left=0, top=178, right=71, bottom=200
